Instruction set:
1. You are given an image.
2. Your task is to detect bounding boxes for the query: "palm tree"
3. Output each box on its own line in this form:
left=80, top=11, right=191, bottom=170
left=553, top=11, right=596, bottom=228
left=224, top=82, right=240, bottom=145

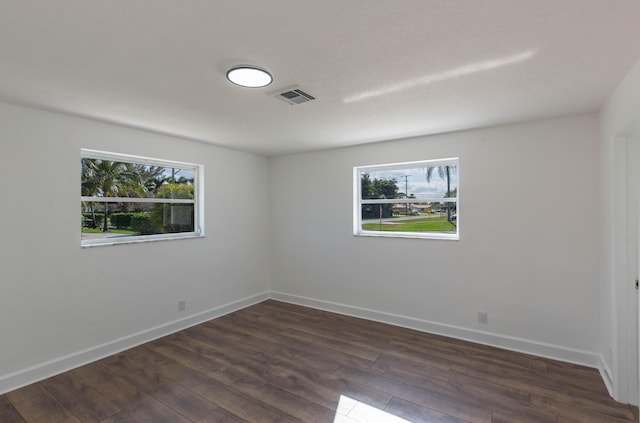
left=426, top=164, right=457, bottom=223
left=81, top=158, right=99, bottom=228
left=133, top=164, right=168, bottom=194
left=174, top=175, right=194, bottom=185
left=81, top=159, right=145, bottom=232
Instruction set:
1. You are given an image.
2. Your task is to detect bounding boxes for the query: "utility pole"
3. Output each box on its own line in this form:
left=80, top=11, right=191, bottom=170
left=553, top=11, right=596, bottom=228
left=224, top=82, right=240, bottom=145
left=403, top=175, right=411, bottom=216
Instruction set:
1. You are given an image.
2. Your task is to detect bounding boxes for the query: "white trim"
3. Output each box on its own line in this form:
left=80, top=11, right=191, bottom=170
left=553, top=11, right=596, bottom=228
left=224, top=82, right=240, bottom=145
left=361, top=198, right=457, bottom=204
left=81, top=148, right=199, bottom=170
left=270, top=291, right=601, bottom=368
left=81, top=196, right=194, bottom=204
left=356, top=157, right=459, bottom=173
left=0, top=291, right=269, bottom=395
left=599, top=354, right=615, bottom=398
left=81, top=232, right=204, bottom=247
left=355, top=231, right=459, bottom=241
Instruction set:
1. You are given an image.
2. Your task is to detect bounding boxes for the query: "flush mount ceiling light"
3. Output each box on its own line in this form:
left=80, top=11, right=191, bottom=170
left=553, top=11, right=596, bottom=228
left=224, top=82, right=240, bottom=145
left=226, top=66, right=273, bottom=88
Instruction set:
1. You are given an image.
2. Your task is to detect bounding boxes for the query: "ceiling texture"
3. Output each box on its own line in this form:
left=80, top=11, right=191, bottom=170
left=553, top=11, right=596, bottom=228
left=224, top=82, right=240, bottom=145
left=0, top=1, right=639, bottom=156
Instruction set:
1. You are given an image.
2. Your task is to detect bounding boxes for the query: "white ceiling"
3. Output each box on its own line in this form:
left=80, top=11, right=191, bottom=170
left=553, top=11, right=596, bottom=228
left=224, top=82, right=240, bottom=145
left=0, top=1, right=639, bottom=156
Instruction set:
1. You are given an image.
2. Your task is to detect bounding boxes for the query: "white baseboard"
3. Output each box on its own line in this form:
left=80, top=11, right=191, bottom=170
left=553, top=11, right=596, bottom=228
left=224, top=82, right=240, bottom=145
left=599, top=355, right=615, bottom=399
left=270, top=291, right=602, bottom=369
left=0, top=291, right=270, bottom=395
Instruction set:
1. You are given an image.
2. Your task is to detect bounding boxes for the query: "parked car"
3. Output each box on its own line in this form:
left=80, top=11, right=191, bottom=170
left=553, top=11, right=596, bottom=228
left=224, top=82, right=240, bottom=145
left=82, top=215, right=94, bottom=227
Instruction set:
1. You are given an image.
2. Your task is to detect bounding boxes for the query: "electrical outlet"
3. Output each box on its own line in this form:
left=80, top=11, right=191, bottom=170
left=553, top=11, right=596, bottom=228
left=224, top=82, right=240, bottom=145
left=478, top=311, right=488, bottom=324
left=178, top=299, right=186, bottom=312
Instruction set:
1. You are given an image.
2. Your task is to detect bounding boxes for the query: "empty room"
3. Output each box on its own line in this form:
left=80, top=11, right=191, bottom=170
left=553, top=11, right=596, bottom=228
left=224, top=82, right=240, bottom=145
left=1, top=1, right=640, bottom=422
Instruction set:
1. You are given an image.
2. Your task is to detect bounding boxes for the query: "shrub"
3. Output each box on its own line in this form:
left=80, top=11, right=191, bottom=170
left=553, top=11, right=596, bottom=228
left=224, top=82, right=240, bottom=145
left=130, top=213, right=154, bottom=234
left=110, top=212, right=134, bottom=229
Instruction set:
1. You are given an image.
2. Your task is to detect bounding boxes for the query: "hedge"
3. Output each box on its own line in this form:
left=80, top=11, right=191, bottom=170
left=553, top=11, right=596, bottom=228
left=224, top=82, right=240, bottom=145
left=130, top=213, right=154, bottom=235
left=110, top=212, right=133, bottom=229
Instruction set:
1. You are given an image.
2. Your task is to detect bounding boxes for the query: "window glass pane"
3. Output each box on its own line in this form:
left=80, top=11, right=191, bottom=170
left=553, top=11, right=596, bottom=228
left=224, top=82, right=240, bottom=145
left=150, top=203, right=195, bottom=233
left=81, top=158, right=195, bottom=199
left=361, top=165, right=457, bottom=201
left=81, top=202, right=195, bottom=242
left=361, top=203, right=457, bottom=234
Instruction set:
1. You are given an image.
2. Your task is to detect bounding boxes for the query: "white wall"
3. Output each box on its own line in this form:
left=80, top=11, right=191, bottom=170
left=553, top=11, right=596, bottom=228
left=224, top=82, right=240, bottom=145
left=0, top=102, right=270, bottom=393
left=270, top=115, right=602, bottom=364
left=599, top=59, right=640, bottom=403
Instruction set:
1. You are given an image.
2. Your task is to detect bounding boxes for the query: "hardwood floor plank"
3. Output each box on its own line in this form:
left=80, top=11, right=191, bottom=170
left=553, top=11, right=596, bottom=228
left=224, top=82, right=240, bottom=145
left=38, top=372, right=120, bottom=423
left=6, top=383, right=70, bottom=423
left=233, top=377, right=336, bottom=422
left=376, top=348, right=453, bottom=373
left=265, top=357, right=392, bottom=411
left=388, top=336, right=547, bottom=375
left=110, top=391, right=192, bottom=423
left=385, top=364, right=531, bottom=408
left=279, top=326, right=381, bottom=361
left=450, top=359, right=613, bottom=404
left=446, top=370, right=531, bottom=406
left=532, top=394, right=636, bottom=422
left=556, top=412, right=636, bottom=423
left=0, top=395, right=26, bottom=423
left=101, top=355, right=218, bottom=422
left=150, top=335, right=229, bottom=375
left=0, top=300, right=635, bottom=423
left=196, top=407, right=249, bottom=423
left=186, top=317, right=382, bottom=377
left=383, top=366, right=557, bottom=423
left=237, top=306, right=391, bottom=355
left=537, top=362, right=609, bottom=396
left=98, top=411, right=138, bottom=423
left=72, top=363, right=138, bottom=403
left=528, top=386, right=635, bottom=419
left=192, top=379, right=301, bottom=423
left=124, top=344, right=213, bottom=390
left=490, top=412, right=552, bottom=423
left=384, top=396, right=469, bottom=423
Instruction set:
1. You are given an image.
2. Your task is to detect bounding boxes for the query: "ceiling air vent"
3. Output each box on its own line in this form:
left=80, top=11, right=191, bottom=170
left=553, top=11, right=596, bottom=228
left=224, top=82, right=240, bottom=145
left=272, top=86, right=316, bottom=105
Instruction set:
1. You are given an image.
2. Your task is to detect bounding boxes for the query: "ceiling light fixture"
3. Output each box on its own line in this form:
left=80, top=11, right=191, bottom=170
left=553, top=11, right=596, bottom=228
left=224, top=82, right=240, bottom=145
left=226, top=66, right=273, bottom=88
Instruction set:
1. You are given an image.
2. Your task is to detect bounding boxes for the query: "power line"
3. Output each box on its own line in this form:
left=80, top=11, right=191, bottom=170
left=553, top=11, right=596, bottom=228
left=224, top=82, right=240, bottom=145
left=403, top=175, right=411, bottom=216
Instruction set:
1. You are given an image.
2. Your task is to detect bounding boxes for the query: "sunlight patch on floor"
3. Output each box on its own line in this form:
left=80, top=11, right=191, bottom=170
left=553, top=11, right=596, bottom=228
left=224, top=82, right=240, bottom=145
left=333, top=395, right=413, bottom=423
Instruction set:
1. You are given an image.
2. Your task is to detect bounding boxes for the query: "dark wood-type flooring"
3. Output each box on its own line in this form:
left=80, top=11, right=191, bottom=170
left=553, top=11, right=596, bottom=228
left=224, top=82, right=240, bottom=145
left=0, top=300, right=637, bottom=422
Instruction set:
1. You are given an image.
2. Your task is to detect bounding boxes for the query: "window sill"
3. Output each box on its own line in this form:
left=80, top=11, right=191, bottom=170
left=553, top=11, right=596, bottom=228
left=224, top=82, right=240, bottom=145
left=81, top=233, right=204, bottom=248
left=354, top=231, right=459, bottom=241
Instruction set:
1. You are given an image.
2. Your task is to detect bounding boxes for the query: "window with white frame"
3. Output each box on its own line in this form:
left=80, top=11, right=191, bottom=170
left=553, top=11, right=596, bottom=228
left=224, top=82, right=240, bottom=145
left=354, top=158, right=458, bottom=239
left=81, top=149, right=204, bottom=246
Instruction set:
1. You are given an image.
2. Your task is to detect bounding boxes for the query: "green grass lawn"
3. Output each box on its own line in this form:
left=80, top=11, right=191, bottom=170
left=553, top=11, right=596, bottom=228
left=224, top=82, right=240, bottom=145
left=362, top=216, right=456, bottom=233
left=82, top=227, right=137, bottom=235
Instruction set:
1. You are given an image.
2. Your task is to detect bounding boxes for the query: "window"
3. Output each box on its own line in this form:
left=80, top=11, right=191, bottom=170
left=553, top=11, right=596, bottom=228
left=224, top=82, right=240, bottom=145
left=354, top=158, right=458, bottom=240
left=81, top=149, right=204, bottom=247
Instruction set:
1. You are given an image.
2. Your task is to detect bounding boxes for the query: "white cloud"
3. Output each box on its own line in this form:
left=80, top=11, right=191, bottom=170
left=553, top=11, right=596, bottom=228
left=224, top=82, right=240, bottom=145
left=366, top=167, right=457, bottom=199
